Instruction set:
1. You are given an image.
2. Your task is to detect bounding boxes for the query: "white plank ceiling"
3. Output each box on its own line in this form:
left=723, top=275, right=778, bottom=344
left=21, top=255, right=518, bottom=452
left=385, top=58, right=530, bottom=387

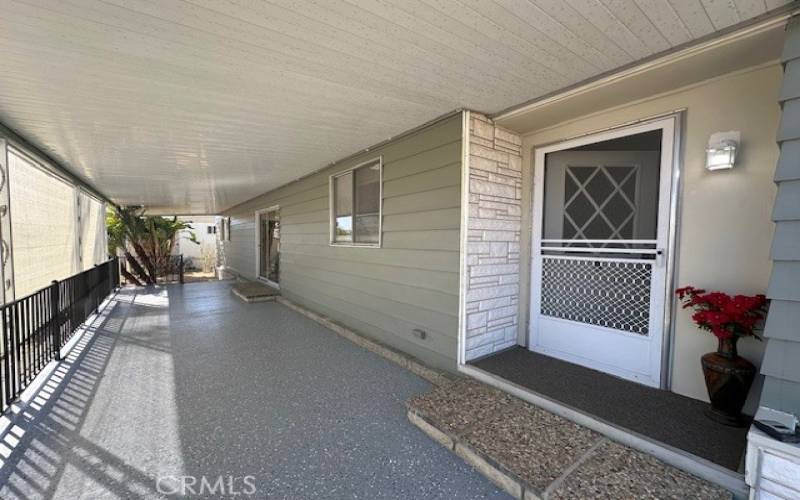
left=0, top=0, right=792, bottom=213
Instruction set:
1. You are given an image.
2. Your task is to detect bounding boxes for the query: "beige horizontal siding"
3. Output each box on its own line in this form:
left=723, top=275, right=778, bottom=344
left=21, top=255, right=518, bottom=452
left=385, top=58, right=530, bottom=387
left=279, top=286, right=456, bottom=370
left=383, top=185, right=461, bottom=215
left=279, top=243, right=459, bottom=273
left=283, top=253, right=458, bottom=294
left=221, top=114, right=463, bottom=370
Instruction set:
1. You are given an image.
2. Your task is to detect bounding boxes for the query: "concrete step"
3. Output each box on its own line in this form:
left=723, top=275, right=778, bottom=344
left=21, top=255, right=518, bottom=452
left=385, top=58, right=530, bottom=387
left=231, top=280, right=279, bottom=303
left=407, top=379, right=732, bottom=500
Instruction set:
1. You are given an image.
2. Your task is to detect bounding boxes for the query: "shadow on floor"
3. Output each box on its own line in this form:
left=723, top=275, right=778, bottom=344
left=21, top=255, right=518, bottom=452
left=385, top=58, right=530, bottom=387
left=0, top=282, right=509, bottom=499
left=0, top=291, right=182, bottom=499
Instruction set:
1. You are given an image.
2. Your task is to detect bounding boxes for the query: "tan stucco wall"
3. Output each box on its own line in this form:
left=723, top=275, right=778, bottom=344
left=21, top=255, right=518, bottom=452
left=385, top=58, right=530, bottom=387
left=516, top=63, right=781, bottom=405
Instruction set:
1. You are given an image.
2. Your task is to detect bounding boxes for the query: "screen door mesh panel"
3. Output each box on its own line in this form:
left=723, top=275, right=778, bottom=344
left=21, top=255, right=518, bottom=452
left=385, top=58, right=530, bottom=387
left=540, top=257, right=652, bottom=335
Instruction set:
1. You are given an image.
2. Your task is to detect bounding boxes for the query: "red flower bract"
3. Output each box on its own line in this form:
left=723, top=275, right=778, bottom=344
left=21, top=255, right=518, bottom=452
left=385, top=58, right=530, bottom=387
left=675, top=285, right=767, bottom=341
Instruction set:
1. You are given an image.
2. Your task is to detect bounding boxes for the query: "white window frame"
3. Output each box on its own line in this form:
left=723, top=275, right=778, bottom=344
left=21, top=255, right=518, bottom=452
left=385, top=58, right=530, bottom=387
left=329, top=157, right=383, bottom=248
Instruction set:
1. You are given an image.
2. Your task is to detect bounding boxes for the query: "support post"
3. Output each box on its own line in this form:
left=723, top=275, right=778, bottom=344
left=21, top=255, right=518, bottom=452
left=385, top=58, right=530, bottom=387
left=179, top=255, right=184, bottom=284
left=94, top=264, right=101, bottom=313
left=50, top=280, right=61, bottom=361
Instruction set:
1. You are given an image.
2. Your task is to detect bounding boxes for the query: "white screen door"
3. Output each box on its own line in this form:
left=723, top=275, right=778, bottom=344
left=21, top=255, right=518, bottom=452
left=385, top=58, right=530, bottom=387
left=529, top=118, right=676, bottom=388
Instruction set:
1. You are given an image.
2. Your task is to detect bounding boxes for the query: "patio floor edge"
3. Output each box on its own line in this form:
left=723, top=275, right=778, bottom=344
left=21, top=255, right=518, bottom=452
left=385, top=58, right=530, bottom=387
left=275, top=297, right=451, bottom=386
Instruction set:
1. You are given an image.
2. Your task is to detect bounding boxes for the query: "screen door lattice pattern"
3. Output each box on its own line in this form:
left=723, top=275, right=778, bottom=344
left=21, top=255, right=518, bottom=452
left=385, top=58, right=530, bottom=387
left=540, top=257, right=652, bottom=335
left=562, top=165, right=639, bottom=242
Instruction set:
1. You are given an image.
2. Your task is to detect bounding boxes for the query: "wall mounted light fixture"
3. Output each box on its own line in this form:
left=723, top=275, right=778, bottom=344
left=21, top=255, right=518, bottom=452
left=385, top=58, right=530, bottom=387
left=706, top=131, right=740, bottom=171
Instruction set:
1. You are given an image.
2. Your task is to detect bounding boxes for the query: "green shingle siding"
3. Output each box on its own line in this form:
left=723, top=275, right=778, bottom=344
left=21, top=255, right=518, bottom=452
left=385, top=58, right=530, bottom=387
left=760, top=20, right=800, bottom=415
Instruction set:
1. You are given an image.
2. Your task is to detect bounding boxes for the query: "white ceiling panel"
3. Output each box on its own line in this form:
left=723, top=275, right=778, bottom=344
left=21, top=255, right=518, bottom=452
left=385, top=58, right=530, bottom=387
left=0, top=0, right=793, bottom=213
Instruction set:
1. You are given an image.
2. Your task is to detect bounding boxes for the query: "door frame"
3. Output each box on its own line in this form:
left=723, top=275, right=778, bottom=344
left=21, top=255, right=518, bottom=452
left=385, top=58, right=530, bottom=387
left=527, top=113, right=683, bottom=389
left=254, top=205, right=280, bottom=290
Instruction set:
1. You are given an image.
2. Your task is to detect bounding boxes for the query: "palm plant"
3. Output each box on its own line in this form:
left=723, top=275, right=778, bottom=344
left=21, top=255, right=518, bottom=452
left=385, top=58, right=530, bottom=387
left=143, top=215, right=199, bottom=277
left=117, top=206, right=158, bottom=283
left=107, top=207, right=198, bottom=285
left=107, top=209, right=143, bottom=286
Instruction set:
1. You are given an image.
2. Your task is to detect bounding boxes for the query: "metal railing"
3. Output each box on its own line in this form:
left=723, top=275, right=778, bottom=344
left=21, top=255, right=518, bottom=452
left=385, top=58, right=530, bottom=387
left=0, top=257, right=120, bottom=412
left=120, top=254, right=184, bottom=285
left=161, top=255, right=185, bottom=284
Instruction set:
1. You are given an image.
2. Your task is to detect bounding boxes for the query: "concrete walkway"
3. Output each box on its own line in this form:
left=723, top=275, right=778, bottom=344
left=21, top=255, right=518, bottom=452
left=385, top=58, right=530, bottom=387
left=0, top=281, right=508, bottom=499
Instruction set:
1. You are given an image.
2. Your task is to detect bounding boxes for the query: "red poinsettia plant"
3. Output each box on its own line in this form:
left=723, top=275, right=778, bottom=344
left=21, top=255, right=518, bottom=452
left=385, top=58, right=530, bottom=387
left=675, top=286, right=768, bottom=340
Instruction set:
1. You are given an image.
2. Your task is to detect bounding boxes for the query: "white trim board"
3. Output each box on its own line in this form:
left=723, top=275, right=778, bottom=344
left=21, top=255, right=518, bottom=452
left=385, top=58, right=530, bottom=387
left=495, top=17, right=788, bottom=135
left=457, top=110, right=470, bottom=367
left=494, top=11, right=793, bottom=131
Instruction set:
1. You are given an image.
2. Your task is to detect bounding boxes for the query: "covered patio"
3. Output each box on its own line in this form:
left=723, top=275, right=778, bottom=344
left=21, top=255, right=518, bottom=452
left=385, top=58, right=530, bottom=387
left=0, top=282, right=508, bottom=499
left=1, top=2, right=799, bottom=498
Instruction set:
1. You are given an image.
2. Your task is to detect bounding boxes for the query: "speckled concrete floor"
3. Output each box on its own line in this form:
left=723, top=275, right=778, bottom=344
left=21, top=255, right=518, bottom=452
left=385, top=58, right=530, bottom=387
left=0, top=282, right=509, bottom=500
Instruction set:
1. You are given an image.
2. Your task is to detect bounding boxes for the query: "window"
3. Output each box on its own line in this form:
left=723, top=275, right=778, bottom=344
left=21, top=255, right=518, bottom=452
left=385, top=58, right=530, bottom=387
left=330, top=158, right=382, bottom=246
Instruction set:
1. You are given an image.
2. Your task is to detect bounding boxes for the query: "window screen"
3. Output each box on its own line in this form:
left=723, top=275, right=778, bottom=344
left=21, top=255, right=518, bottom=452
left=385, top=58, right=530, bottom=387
left=331, top=158, right=381, bottom=246
left=332, top=172, right=354, bottom=243
left=354, top=163, right=380, bottom=244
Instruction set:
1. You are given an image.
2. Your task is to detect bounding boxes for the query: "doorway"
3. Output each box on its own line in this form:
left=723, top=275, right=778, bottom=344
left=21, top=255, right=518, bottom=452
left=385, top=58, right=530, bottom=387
left=256, top=207, right=280, bottom=287
left=529, top=117, right=677, bottom=388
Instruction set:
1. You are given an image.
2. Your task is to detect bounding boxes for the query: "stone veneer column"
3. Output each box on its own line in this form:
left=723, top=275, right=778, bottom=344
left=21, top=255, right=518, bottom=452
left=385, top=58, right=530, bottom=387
left=463, top=113, right=523, bottom=361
